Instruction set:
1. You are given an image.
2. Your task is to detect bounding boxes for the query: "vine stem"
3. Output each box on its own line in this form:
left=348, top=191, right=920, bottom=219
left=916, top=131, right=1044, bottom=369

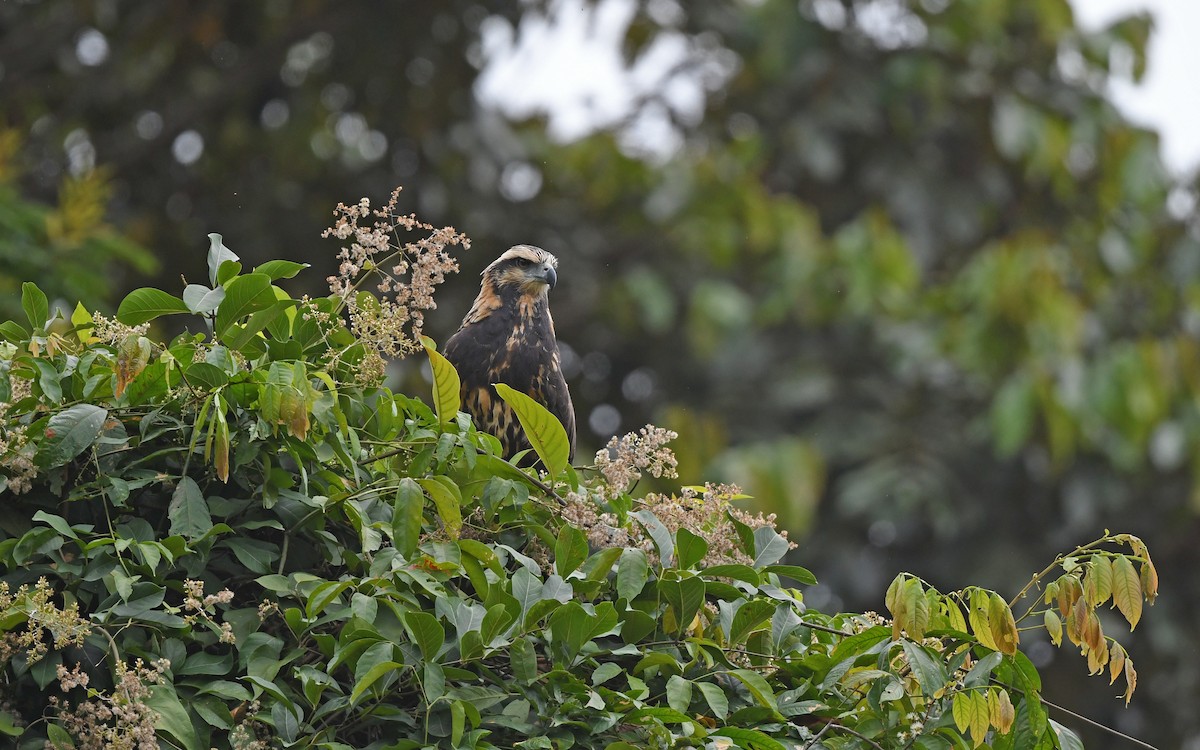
left=1008, top=536, right=1111, bottom=618
left=992, top=679, right=1159, bottom=750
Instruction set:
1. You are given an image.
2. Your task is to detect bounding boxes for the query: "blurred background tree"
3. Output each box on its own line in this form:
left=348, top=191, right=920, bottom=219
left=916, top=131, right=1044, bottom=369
left=3, top=0, right=1198, bottom=745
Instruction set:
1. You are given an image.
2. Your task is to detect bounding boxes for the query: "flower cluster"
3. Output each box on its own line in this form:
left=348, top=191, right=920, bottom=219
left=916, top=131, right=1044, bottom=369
left=0, top=375, right=36, bottom=494
left=322, top=186, right=468, bottom=372
left=594, top=424, right=679, bottom=496
left=181, top=579, right=236, bottom=644
left=89, top=311, right=149, bottom=346
left=0, top=578, right=91, bottom=665
left=564, top=482, right=795, bottom=568
left=49, top=658, right=169, bottom=750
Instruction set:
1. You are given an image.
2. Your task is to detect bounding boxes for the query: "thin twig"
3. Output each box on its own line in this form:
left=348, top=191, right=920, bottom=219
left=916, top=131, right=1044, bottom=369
left=992, top=679, right=1159, bottom=749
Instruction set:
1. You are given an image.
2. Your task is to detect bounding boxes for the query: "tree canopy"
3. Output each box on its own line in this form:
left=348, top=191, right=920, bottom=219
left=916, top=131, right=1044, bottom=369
left=2, top=0, right=1197, bottom=746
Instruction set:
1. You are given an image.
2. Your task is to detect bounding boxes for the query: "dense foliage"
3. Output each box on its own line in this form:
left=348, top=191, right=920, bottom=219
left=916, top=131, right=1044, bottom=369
left=4, top=0, right=1197, bottom=744
left=0, top=204, right=1159, bottom=748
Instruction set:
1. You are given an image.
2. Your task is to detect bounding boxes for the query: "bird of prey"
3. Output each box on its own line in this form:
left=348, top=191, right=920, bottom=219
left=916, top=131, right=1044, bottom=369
left=443, top=245, right=576, bottom=463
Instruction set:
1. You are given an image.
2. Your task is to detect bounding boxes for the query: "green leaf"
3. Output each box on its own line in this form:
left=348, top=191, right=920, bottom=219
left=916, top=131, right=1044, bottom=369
left=711, top=727, right=787, bottom=750
left=418, top=476, right=463, bottom=539
left=117, top=287, right=190, bottom=325
left=22, top=281, right=49, bottom=330
left=1050, top=719, right=1085, bottom=750
left=901, top=640, right=949, bottom=697
left=0, top=708, right=23, bottom=736
left=0, top=320, right=28, bottom=343
left=592, top=662, right=623, bottom=686
left=37, top=404, right=108, bottom=468
left=350, top=660, right=405, bottom=704
left=696, top=681, right=729, bottom=720
left=214, top=273, right=275, bottom=337
left=751, top=526, right=790, bottom=568
left=762, top=564, right=817, bottom=586
left=423, top=338, right=461, bottom=426
left=698, top=564, right=761, bottom=586
left=222, top=299, right=292, bottom=351
left=254, top=259, right=309, bottom=280
left=391, top=478, right=424, bottom=557
left=730, top=600, right=775, bottom=645
left=510, top=636, right=538, bottom=684
left=405, top=611, right=446, bottom=661
left=493, top=382, right=570, bottom=478
left=632, top=510, right=674, bottom=566
left=674, top=527, right=709, bottom=569
left=46, top=723, right=73, bottom=748
left=183, top=362, right=229, bottom=390
left=147, top=684, right=202, bottom=750
left=168, top=476, right=212, bottom=539
left=666, top=675, right=692, bottom=714
left=554, top=524, right=589, bottom=578
left=616, top=548, right=650, bottom=600
left=657, top=573, right=705, bottom=635
left=727, top=668, right=779, bottom=712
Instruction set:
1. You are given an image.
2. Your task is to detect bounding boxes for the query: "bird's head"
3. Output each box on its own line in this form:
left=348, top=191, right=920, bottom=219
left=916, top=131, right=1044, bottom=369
left=482, top=245, right=559, bottom=298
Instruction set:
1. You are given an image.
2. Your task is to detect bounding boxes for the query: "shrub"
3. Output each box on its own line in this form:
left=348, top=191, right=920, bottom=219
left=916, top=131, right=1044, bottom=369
left=0, top=189, right=1157, bottom=749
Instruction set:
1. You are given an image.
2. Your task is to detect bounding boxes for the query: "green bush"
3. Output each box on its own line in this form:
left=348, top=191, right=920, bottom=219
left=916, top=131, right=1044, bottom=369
left=0, top=190, right=1157, bottom=749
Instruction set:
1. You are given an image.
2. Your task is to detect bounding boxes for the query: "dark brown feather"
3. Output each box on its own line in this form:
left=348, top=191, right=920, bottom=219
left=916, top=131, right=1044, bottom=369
left=444, top=245, right=576, bottom=463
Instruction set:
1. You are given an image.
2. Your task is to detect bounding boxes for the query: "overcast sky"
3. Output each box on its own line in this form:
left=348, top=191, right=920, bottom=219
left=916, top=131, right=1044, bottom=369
left=1070, top=0, right=1200, bottom=175
left=478, top=1, right=1200, bottom=175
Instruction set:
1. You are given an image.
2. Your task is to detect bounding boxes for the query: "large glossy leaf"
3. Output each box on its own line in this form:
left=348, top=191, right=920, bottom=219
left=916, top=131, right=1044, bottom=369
left=214, top=273, right=276, bottom=337
left=168, top=476, right=212, bottom=539
left=116, top=288, right=190, bottom=325
left=493, top=382, right=569, bottom=478
left=418, top=476, right=462, bottom=539
left=405, top=611, right=446, bottom=661
left=36, top=403, right=108, bottom=468
left=21, top=281, right=48, bottom=331
left=554, top=525, right=588, bottom=578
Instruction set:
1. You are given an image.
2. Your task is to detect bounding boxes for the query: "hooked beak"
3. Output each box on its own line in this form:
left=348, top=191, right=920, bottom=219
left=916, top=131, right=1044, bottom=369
left=542, top=265, right=557, bottom=290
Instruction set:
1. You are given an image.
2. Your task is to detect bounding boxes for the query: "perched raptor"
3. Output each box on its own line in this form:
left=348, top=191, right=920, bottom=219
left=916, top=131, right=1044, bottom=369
left=443, top=245, right=576, bottom=463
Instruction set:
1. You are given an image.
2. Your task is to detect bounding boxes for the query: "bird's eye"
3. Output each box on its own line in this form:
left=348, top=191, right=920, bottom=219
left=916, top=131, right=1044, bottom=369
left=515, top=258, right=532, bottom=267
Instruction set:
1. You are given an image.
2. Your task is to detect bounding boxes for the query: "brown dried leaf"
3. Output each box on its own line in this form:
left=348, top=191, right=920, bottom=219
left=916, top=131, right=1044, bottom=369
left=1123, top=656, right=1137, bottom=705
left=1057, top=576, right=1081, bottom=619
left=1109, top=642, right=1126, bottom=685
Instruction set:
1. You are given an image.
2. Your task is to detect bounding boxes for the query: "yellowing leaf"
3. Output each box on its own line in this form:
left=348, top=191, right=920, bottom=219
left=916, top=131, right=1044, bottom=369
left=115, top=335, right=151, bottom=397
left=1057, top=576, right=1081, bottom=619
left=903, top=578, right=930, bottom=639
left=989, top=688, right=1015, bottom=735
left=1085, top=555, right=1113, bottom=607
left=493, top=382, right=570, bottom=479
left=1140, top=561, right=1159, bottom=604
left=968, top=591, right=999, bottom=652
left=1108, top=642, right=1126, bottom=685
left=1044, top=610, right=1062, bottom=646
left=987, top=593, right=1019, bottom=655
left=1111, top=555, right=1142, bottom=630
left=969, top=690, right=990, bottom=747
left=423, top=338, right=461, bottom=426
left=952, top=691, right=973, bottom=734
left=72, top=302, right=94, bottom=343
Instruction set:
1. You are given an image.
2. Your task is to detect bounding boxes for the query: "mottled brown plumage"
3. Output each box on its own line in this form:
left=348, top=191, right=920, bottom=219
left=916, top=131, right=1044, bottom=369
left=444, top=245, right=576, bottom=462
